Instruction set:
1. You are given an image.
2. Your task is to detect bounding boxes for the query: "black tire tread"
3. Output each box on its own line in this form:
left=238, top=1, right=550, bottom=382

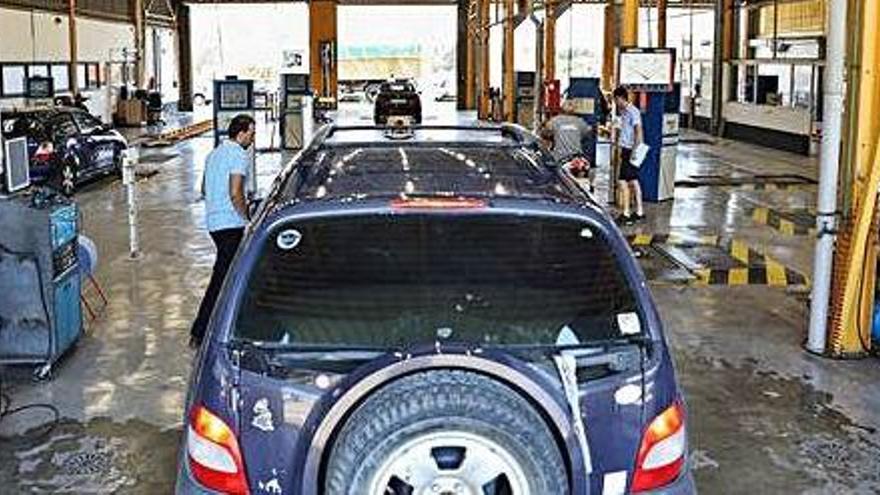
left=324, top=369, right=568, bottom=495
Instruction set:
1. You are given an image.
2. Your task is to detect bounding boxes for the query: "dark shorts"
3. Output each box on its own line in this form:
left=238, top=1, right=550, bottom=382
left=618, top=148, right=641, bottom=182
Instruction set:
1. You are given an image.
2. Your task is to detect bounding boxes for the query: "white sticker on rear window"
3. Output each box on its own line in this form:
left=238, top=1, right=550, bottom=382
left=276, top=229, right=302, bottom=251
left=617, top=312, right=641, bottom=335
left=556, top=325, right=580, bottom=346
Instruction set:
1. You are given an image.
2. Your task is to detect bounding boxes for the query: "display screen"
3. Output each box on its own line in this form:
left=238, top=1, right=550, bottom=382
left=4, top=137, right=31, bottom=192
left=27, top=77, right=53, bottom=98
left=2, top=65, right=26, bottom=95
left=51, top=64, right=69, bottom=92
left=219, top=83, right=251, bottom=109
left=285, top=74, right=309, bottom=93
left=619, top=49, right=675, bottom=91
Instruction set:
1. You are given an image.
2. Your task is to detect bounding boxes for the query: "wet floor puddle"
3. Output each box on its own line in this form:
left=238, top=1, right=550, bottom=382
left=0, top=417, right=180, bottom=494
left=678, top=353, right=880, bottom=494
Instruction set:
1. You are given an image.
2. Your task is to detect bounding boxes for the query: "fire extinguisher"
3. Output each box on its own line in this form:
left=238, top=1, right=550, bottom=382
left=544, top=80, right=561, bottom=117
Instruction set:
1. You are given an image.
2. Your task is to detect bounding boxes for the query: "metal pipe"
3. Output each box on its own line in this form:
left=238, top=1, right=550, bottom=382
left=658, top=0, right=668, bottom=47
left=504, top=0, right=515, bottom=122
left=479, top=0, right=491, bottom=119
left=123, top=149, right=141, bottom=260
left=545, top=0, right=556, bottom=81
left=68, top=0, right=78, bottom=97
left=532, top=12, right=544, bottom=130
left=134, top=0, right=145, bottom=87
left=806, top=0, right=847, bottom=355
left=622, top=0, right=638, bottom=46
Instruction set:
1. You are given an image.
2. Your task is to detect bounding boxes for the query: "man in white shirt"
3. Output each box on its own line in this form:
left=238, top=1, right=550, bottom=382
left=190, top=114, right=255, bottom=348
left=613, top=86, right=645, bottom=224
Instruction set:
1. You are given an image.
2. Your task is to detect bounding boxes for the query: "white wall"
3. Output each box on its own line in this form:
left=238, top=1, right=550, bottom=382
left=0, top=7, right=179, bottom=119
left=0, top=7, right=136, bottom=65
left=723, top=101, right=812, bottom=136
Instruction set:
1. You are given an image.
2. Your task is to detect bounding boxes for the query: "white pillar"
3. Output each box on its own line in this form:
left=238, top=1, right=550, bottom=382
left=123, top=148, right=141, bottom=260
left=807, top=0, right=847, bottom=354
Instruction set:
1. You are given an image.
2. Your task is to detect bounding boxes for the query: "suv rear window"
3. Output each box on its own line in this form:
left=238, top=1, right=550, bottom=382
left=235, top=214, right=641, bottom=348
left=381, top=82, right=414, bottom=93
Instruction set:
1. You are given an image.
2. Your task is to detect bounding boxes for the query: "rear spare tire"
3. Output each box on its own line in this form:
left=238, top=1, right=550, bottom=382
left=325, top=369, right=569, bottom=495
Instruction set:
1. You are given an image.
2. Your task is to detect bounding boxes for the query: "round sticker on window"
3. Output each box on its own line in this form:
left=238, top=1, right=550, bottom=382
left=277, top=229, right=302, bottom=251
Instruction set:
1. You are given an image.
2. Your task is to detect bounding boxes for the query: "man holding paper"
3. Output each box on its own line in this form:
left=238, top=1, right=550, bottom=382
left=613, top=86, right=646, bottom=224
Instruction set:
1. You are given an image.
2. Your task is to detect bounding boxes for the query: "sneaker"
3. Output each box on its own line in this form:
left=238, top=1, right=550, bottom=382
left=633, top=213, right=646, bottom=222
left=616, top=214, right=634, bottom=225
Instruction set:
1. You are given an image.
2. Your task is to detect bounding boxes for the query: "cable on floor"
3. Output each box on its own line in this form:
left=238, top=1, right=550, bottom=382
left=0, top=373, right=61, bottom=442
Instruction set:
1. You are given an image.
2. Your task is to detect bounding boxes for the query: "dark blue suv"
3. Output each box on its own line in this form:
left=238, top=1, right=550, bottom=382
left=1, top=107, right=127, bottom=196
left=176, top=125, right=695, bottom=495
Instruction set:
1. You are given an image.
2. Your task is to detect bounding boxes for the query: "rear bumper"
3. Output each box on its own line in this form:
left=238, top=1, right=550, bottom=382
left=175, top=445, right=222, bottom=495
left=641, top=468, right=697, bottom=495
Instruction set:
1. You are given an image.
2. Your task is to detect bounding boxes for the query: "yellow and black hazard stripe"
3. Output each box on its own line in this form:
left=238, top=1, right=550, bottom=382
left=627, top=235, right=810, bottom=288
left=740, top=183, right=812, bottom=192
left=695, top=238, right=809, bottom=287
left=752, top=207, right=816, bottom=236
left=628, top=233, right=722, bottom=248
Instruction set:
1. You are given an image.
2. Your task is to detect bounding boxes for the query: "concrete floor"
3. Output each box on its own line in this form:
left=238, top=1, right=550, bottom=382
left=2, top=104, right=880, bottom=494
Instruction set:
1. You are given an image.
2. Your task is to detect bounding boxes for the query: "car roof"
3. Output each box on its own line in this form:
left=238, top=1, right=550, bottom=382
left=2, top=107, right=83, bottom=120
left=265, top=125, right=599, bottom=216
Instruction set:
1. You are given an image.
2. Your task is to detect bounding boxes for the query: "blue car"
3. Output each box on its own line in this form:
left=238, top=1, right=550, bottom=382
left=1, top=107, right=127, bottom=196
left=177, top=124, right=696, bottom=495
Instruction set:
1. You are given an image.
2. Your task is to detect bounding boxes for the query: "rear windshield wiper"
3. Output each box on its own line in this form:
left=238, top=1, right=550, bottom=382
left=229, top=340, right=392, bottom=374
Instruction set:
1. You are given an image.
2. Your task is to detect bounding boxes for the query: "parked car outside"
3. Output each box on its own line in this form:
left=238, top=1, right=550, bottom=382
left=1, top=107, right=128, bottom=196
left=373, top=79, right=422, bottom=125
left=176, top=124, right=695, bottom=495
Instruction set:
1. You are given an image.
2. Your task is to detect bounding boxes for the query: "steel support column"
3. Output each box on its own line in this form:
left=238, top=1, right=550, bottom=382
left=503, top=0, right=515, bottom=122
left=602, top=0, right=617, bottom=90
left=465, top=0, right=477, bottom=109
left=828, top=0, right=880, bottom=357
left=622, top=0, right=638, bottom=47
left=134, top=0, right=146, bottom=87
left=711, top=0, right=732, bottom=136
left=68, top=0, right=78, bottom=96
left=176, top=2, right=193, bottom=111
left=807, top=0, right=847, bottom=354
left=310, top=0, right=338, bottom=102
left=478, top=0, right=491, bottom=119
left=658, top=0, right=667, bottom=47
left=545, top=0, right=556, bottom=81
left=458, top=0, right=469, bottom=110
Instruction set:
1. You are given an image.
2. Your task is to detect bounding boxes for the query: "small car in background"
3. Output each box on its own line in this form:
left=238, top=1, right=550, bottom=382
left=1, top=107, right=128, bottom=196
left=373, top=79, right=422, bottom=125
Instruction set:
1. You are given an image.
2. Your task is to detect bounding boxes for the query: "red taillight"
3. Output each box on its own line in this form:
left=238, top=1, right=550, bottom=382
left=390, top=197, right=487, bottom=210
left=34, top=142, right=55, bottom=163
left=187, top=405, right=249, bottom=495
left=632, top=402, right=687, bottom=492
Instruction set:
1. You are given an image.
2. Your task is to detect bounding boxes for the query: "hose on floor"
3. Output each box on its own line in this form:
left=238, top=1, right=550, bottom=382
left=0, top=374, right=61, bottom=442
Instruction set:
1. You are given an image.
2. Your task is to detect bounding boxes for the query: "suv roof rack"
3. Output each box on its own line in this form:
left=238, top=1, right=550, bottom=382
left=313, top=123, right=536, bottom=146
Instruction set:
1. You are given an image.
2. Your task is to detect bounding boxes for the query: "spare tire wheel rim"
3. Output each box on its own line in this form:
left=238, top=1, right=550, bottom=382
left=368, top=430, right=530, bottom=495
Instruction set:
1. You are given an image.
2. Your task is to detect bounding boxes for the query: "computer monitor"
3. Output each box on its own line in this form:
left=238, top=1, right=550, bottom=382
left=4, top=136, right=30, bottom=193
left=26, top=76, right=54, bottom=99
